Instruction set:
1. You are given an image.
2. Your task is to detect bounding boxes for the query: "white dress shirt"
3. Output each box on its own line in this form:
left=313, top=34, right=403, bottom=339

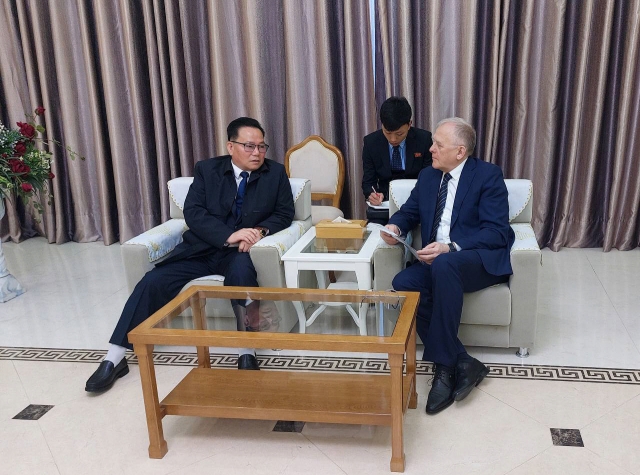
left=435, top=159, right=467, bottom=248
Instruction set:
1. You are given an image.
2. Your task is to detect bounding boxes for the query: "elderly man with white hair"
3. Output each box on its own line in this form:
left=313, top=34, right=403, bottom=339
left=381, top=117, right=514, bottom=414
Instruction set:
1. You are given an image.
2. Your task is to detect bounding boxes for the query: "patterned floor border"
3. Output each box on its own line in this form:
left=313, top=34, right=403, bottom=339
left=1, top=346, right=639, bottom=385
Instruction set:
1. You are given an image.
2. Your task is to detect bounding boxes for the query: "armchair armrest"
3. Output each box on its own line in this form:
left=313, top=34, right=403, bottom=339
left=121, top=219, right=188, bottom=293
left=250, top=220, right=310, bottom=287
left=508, top=223, right=542, bottom=348
left=372, top=241, right=404, bottom=291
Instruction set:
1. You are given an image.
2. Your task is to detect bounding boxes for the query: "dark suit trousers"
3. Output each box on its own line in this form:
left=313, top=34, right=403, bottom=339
left=392, top=250, right=508, bottom=367
left=110, top=249, right=258, bottom=349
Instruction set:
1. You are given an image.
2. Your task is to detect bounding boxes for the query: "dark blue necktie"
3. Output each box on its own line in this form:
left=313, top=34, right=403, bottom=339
left=429, top=172, right=452, bottom=243
left=391, top=146, right=403, bottom=171
left=236, top=171, right=249, bottom=219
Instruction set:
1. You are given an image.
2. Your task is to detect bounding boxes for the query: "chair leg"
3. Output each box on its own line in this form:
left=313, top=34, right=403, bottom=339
left=516, top=347, right=530, bottom=358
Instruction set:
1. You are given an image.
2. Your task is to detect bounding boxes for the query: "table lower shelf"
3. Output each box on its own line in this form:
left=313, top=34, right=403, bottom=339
left=161, top=368, right=414, bottom=426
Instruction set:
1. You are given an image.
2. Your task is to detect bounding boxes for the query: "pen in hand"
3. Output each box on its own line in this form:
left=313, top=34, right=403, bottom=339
left=371, top=186, right=383, bottom=205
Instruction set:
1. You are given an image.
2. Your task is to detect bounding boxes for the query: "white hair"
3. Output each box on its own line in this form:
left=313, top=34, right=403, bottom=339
left=435, top=117, right=476, bottom=156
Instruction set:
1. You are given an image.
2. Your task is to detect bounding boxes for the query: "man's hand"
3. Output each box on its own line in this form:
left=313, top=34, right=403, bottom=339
left=368, top=191, right=384, bottom=206
left=227, top=228, right=262, bottom=252
left=380, top=224, right=402, bottom=245
left=416, top=242, right=449, bottom=264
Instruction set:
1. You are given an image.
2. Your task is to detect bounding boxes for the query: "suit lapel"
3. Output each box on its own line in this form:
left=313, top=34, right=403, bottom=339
left=376, top=131, right=392, bottom=177
left=451, top=158, right=477, bottom=228
left=404, top=128, right=417, bottom=173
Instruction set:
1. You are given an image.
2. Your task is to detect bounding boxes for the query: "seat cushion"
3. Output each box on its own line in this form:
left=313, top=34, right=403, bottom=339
left=460, top=283, right=511, bottom=326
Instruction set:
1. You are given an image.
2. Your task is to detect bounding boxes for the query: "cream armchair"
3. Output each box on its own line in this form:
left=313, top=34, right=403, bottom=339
left=372, top=178, right=541, bottom=357
left=121, top=177, right=312, bottom=331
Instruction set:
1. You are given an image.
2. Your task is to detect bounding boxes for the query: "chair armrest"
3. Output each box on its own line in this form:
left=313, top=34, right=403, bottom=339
left=372, top=241, right=404, bottom=291
left=508, top=223, right=542, bottom=348
left=250, top=220, right=310, bottom=287
left=121, top=219, right=188, bottom=293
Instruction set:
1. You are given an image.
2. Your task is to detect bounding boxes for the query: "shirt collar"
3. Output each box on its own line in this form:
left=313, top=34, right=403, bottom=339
left=231, top=161, right=250, bottom=180
left=388, top=139, right=407, bottom=153
left=447, top=158, right=467, bottom=181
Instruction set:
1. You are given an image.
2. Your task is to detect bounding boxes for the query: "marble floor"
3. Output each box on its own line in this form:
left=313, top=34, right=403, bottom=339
left=1, top=238, right=639, bottom=474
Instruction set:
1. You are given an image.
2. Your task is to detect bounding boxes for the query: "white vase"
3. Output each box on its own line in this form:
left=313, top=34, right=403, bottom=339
left=0, top=199, right=25, bottom=302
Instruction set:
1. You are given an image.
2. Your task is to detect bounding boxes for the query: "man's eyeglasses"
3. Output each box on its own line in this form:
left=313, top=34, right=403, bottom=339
left=230, top=141, right=269, bottom=153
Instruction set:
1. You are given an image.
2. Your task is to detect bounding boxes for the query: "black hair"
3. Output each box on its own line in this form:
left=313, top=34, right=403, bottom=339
left=379, top=96, right=412, bottom=131
left=227, top=117, right=265, bottom=141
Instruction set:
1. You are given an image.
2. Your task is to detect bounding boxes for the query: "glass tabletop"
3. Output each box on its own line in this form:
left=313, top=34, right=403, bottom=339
left=303, top=231, right=372, bottom=254
left=150, top=287, right=406, bottom=338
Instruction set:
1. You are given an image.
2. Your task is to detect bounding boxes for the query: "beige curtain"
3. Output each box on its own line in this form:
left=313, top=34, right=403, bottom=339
left=376, top=0, right=640, bottom=250
left=0, top=0, right=375, bottom=244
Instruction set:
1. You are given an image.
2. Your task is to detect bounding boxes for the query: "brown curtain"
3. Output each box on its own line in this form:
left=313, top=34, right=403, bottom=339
left=376, top=0, right=640, bottom=251
left=0, top=0, right=375, bottom=244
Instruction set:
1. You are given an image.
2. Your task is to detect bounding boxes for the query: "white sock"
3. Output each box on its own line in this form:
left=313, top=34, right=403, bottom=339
left=105, top=344, right=127, bottom=365
left=238, top=348, right=255, bottom=357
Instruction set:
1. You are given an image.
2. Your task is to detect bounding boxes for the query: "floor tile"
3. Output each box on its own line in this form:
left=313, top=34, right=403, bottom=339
left=581, top=393, right=640, bottom=474
left=507, top=446, right=634, bottom=475
left=0, top=420, right=60, bottom=475
left=478, top=377, right=640, bottom=429
left=0, top=361, right=30, bottom=422
left=12, top=404, right=54, bottom=420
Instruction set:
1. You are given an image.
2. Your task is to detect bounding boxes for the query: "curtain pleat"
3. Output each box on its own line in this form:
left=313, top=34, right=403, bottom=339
left=375, top=0, right=640, bottom=251
left=0, top=0, right=375, bottom=242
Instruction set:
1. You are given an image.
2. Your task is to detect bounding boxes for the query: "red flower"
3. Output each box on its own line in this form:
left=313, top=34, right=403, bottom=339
left=16, top=121, right=36, bottom=139
left=14, top=142, right=27, bottom=156
left=8, top=158, right=31, bottom=175
left=21, top=183, right=34, bottom=192
left=35, top=106, right=46, bottom=116
left=48, top=171, right=55, bottom=179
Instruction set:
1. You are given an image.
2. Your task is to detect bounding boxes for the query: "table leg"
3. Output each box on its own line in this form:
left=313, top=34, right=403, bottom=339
left=134, top=344, right=168, bottom=459
left=407, top=318, right=418, bottom=409
left=190, top=296, right=210, bottom=368
left=389, top=353, right=405, bottom=472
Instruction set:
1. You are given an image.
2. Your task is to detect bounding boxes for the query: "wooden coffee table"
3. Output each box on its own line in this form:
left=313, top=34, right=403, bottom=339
left=128, top=285, right=418, bottom=472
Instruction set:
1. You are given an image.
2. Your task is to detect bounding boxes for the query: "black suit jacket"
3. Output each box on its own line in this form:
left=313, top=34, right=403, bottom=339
left=361, top=127, right=432, bottom=200
left=162, top=155, right=294, bottom=264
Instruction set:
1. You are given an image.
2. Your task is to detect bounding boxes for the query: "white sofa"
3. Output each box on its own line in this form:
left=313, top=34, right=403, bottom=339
left=121, top=177, right=312, bottom=331
left=372, top=178, right=541, bottom=356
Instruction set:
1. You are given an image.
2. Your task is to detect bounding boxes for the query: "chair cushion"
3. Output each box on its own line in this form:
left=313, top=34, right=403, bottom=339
left=460, top=283, right=511, bottom=326
left=311, top=206, right=344, bottom=225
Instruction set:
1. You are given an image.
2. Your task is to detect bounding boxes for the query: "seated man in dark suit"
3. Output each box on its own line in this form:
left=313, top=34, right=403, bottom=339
left=362, top=96, right=432, bottom=225
left=380, top=117, right=514, bottom=414
left=85, top=117, right=295, bottom=392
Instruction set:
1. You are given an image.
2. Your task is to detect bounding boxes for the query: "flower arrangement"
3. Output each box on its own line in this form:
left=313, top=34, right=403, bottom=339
left=0, top=107, right=83, bottom=215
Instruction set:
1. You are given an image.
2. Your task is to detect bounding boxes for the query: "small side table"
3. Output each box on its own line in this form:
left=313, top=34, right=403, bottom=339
left=281, top=226, right=382, bottom=334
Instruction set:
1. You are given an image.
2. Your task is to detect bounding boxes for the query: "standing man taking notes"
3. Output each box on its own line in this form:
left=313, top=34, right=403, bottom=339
left=361, top=96, right=432, bottom=224
left=381, top=117, right=514, bottom=414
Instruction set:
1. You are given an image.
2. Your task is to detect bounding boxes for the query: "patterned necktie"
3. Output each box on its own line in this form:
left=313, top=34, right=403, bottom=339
left=235, top=171, right=249, bottom=218
left=391, top=146, right=403, bottom=171
left=429, top=172, right=452, bottom=243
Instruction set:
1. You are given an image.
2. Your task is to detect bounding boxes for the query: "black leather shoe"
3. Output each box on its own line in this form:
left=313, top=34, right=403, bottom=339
left=453, top=356, right=489, bottom=401
left=426, top=365, right=455, bottom=414
left=238, top=354, right=260, bottom=370
left=85, top=359, right=129, bottom=392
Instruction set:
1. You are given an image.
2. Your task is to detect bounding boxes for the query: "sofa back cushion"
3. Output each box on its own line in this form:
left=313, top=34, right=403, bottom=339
left=167, top=176, right=311, bottom=221
left=390, top=178, right=533, bottom=223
